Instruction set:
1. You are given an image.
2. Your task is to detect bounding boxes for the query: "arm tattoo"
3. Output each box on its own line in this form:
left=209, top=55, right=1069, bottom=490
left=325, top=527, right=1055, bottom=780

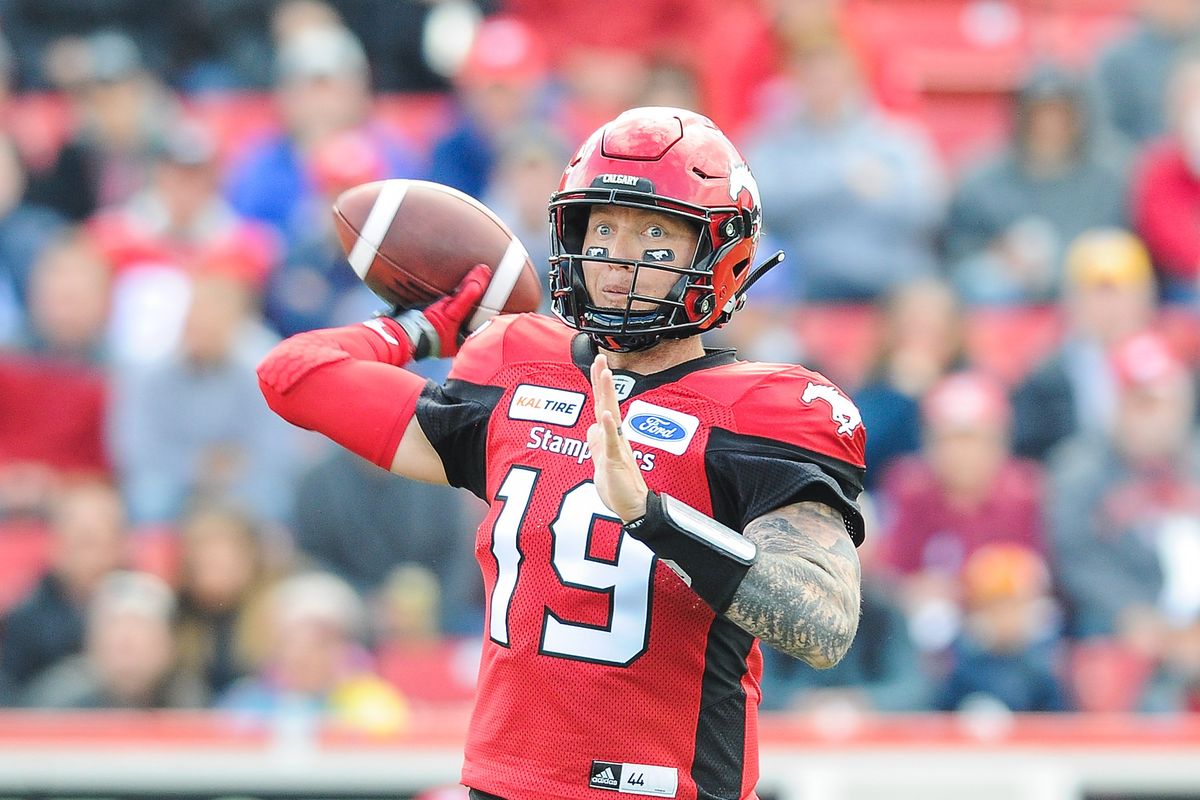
left=724, top=501, right=862, bottom=668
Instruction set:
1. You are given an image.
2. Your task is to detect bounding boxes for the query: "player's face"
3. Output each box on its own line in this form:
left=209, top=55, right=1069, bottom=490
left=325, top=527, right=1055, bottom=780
left=581, top=205, right=699, bottom=311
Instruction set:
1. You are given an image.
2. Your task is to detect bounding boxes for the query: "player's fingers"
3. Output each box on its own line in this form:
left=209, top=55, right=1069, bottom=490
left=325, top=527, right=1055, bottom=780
left=586, top=421, right=604, bottom=453
left=443, top=264, right=492, bottom=317
left=590, top=355, right=615, bottom=419
left=601, top=410, right=627, bottom=458
left=591, top=355, right=620, bottom=416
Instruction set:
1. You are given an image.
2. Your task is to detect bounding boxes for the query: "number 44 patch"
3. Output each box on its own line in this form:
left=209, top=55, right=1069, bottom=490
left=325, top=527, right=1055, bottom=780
left=589, top=760, right=678, bottom=797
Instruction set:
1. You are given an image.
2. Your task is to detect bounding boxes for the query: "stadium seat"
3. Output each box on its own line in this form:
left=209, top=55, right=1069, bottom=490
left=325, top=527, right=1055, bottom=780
left=372, top=93, right=456, bottom=156
left=794, top=304, right=886, bottom=390
left=964, top=305, right=1065, bottom=385
left=1067, top=638, right=1154, bottom=713
left=127, top=525, right=182, bottom=586
left=7, top=93, right=76, bottom=172
left=184, top=93, right=282, bottom=165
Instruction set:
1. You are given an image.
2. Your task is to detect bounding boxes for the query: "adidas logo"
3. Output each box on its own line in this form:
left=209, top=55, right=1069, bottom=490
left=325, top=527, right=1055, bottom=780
left=589, top=762, right=622, bottom=791
left=593, top=768, right=618, bottom=786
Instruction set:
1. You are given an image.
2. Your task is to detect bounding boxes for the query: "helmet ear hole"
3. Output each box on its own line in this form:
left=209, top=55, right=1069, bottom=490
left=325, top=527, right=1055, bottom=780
left=732, top=258, right=750, bottom=279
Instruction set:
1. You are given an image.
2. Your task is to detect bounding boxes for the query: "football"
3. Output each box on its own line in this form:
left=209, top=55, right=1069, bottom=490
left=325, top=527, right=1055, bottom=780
left=333, top=179, right=542, bottom=327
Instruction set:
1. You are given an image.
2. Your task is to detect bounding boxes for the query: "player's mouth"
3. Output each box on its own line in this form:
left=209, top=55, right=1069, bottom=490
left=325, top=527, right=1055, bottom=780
left=598, top=286, right=633, bottom=305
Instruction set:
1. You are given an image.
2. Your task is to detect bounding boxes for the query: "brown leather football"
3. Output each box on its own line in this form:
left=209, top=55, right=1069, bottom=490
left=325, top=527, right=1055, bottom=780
left=333, top=179, right=542, bottom=326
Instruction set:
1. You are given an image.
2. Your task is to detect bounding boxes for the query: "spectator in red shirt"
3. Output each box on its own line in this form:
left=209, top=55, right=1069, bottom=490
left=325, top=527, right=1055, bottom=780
left=1131, top=49, right=1200, bottom=300
left=881, top=371, right=1046, bottom=652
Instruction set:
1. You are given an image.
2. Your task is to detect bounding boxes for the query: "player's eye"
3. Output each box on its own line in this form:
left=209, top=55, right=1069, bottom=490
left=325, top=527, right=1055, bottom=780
left=645, top=225, right=666, bottom=239
left=595, top=223, right=613, bottom=236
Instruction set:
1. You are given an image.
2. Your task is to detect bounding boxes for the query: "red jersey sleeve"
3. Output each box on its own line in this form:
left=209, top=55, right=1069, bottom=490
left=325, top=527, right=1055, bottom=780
left=731, top=365, right=867, bottom=470
left=699, top=363, right=868, bottom=544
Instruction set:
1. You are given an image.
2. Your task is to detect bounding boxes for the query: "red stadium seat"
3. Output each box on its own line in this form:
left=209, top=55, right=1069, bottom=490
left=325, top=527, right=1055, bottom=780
left=964, top=305, right=1065, bottom=386
left=372, top=93, right=457, bottom=155
left=794, top=304, right=886, bottom=390
left=127, top=525, right=182, bottom=586
left=1067, top=638, right=1154, bottom=713
left=6, top=93, right=76, bottom=172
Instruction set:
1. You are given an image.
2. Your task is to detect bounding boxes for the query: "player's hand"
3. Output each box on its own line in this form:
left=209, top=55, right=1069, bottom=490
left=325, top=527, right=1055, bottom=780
left=587, top=353, right=648, bottom=522
left=392, top=264, right=492, bottom=359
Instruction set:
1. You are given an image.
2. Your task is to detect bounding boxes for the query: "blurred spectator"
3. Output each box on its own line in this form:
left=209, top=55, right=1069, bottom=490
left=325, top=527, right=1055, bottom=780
left=1012, top=229, right=1157, bottom=461
left=480, top=125, right=571, bottom=307
left=1131, top=49, right=1200, bottom=300
left=1049, top=332, right=1200, bottom=710
left=936, top=544, right=1068, bottom=713
left=331, top=0, right=498, bottom=93
left=637, top=58, right=705, bottom=115
left=855, top=278, right=968, bottom=487
left=946, top=65, right=1128, bottom=304
left=0, top=480, right=127, bottom=704
left=1, top=4, right=172, bottom=89
left=88, top=119, right=279, bottom=365
left=26, top=31, right=180, bottom=221
left=1049, top=334, right=1200, bottom=633
left=760, top=500, right=928, bottom=713
left=429, top=15, right=552, bottom=200
left=1094, top=0, right=1200, bottom=147
left=219, top=571, right=408, bottom=733
left=21, top=571, right=206, bottom=709
left=263, top=127, right=386, bottom=337
left=164, top=0, right=276, bottom=91
left=292, top=448, right=481, bottom=632
left=225, top=23, right=421, bottom=239
left=0, top=136, right=67, bottom=334
left=108, top=272, right=300, bottom=525
left=0, top=234, right=111, bottom=518
left=505, top=0, right=774, bottom=132
left=745, top=24, right=943, bottom=301
left=882, top=372, right=1046, bottom=653
left=13, top=230, right=110, bottom=364
left=271, top=0, right=344, bottom=42
left=175, top=505, right=275, bottom=697
left=374, top=564, right=480, bottom=707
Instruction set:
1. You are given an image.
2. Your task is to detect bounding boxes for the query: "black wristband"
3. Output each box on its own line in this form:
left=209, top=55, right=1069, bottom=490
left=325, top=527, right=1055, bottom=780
left=386, top=308, right=441, bottom=360
left=623, top=491, right=756, bottom=614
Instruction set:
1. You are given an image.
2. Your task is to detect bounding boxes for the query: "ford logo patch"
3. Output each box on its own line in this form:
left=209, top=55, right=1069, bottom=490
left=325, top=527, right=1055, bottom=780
left=629, top=414, right=685, bottom=441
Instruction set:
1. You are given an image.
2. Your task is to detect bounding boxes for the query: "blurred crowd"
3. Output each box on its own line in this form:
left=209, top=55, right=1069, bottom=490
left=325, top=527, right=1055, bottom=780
left=2, top=0, right=1200, bottom=728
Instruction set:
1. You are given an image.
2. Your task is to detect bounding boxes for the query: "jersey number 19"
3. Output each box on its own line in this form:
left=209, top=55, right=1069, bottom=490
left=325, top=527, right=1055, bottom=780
left=489, top=466, right=655, bottom=666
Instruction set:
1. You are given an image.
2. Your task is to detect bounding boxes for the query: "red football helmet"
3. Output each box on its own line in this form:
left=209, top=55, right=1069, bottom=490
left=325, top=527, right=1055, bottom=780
left=548, top=107, right=782, bottom=352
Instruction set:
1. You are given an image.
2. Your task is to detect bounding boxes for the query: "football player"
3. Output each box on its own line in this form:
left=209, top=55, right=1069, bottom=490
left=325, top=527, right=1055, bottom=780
left=258, top=107, right=865, bottom=800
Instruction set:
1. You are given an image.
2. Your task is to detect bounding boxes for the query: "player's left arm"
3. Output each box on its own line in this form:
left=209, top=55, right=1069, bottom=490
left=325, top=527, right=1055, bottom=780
left=724, top=501, right=860, bottom=668
left=588, top=353, right=861, bottom=669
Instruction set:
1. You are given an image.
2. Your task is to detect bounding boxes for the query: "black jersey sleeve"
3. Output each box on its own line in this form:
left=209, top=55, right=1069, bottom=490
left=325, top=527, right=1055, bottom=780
left=415, top=378, right=504, bottom=500
left=705, top=428, right=866, bottom=545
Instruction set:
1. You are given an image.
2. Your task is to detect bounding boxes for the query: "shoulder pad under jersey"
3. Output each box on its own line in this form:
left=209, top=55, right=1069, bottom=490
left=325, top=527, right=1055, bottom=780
left=721, top=363, right=867, bottom=470
left=449, top=313, right=576, bottom=385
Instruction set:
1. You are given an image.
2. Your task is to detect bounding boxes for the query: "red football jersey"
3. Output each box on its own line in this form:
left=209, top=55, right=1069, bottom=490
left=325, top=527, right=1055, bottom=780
left=415, top=314, right=866, bottom=800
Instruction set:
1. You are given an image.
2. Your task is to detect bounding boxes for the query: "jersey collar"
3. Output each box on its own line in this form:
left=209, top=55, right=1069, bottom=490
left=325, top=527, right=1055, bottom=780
left=570, top=334, right=738, bottom=401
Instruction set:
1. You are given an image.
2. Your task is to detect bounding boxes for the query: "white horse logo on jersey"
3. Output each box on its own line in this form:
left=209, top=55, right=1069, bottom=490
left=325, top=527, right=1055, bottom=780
left=801, top=382, right=862, bottom=437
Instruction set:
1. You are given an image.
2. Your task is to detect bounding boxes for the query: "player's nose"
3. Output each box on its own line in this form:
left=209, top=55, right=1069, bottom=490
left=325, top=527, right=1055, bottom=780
left=608, top=234, right=641, bottom=266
